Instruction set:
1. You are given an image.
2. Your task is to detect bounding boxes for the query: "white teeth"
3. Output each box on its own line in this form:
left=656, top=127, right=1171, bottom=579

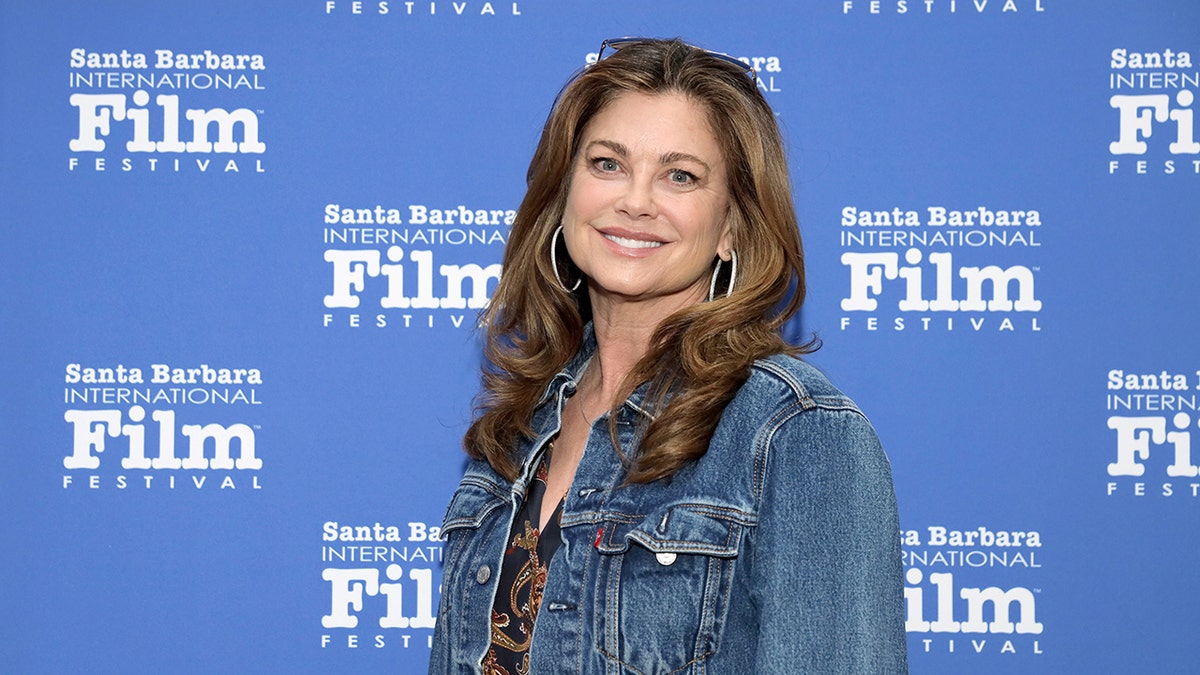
left=604, top=234, right=663, bottom=249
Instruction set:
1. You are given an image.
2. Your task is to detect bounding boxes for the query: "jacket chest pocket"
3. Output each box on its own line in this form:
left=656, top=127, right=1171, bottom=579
left=436, top=480, right=508, bottom=640
left=441, top=479, right=508, bottom=570
left=593, top=506, right=745, bottom=674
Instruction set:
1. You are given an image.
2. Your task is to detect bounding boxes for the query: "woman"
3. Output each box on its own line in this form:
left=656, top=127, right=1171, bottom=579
left=430, top=38, right=907, bottom=674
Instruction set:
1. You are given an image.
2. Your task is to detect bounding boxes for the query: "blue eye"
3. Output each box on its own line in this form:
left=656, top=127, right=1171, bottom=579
left=594, top=158, right=619, bottom=172
left=669, top=169, right=696, bottom=185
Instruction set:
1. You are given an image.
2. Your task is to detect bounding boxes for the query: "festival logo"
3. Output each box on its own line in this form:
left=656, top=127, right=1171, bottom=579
left=583, top=48, right=783, bottom=94
left=839, top=0, right=1048, bottom=17
left=61, top=362, right=264, bottom=491
left=67, top=48, right=267, bottom=174
left=1107, top=47, right=1199, bottom=176
left=838, top=204, right=1043, bottom=333
left=1104, top=369, right=1200, bottom=498
left=321, top=201, right=507, bottom=331
left=321, top=1, right=525, bottom=18
left=320, top=519, right=442, bottom=650
left=903, top=524, right=1045, bottom=657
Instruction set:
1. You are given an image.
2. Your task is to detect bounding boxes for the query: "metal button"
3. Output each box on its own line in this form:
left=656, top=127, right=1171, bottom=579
left=476, top=565, right=491, bottom=584
left=655, top=552, right=677, bottom=566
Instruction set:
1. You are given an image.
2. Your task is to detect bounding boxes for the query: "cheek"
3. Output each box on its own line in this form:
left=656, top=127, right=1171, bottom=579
left=565, top=179, right=611, bottom=218
left=560, top=198, right=590, bottom=263
left=561, top=194, right=585, bottom=230
left=682, top=205, right=729, bottom=252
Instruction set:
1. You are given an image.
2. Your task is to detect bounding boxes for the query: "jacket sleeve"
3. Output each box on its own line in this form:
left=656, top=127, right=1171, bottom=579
left=749, top=405, right=909, bottom=673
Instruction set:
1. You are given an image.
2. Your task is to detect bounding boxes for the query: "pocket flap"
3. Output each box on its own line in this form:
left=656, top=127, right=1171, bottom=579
left=596, top=505, right=746, bottom=558
left=440, top=479, right=507, bottom=533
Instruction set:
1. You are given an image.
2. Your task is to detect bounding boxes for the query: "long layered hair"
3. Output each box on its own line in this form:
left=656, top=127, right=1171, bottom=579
left=464, top=38, right=813, bottom=483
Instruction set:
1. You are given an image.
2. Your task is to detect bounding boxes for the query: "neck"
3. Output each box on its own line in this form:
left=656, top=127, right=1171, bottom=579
left=584, top=286, right=701, bottom=409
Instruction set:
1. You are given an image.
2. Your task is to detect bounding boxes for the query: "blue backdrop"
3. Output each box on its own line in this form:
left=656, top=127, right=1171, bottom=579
left=3, top=1, right=1198, bottom=672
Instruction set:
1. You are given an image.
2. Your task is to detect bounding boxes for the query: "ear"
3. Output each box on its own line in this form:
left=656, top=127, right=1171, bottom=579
left=716, top=216, right=734, bottom=261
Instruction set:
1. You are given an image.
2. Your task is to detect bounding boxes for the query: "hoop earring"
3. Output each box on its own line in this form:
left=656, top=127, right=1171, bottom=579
left=551, top=225, right=581, bottom=292
left=707, top=250, right=738, bottom=301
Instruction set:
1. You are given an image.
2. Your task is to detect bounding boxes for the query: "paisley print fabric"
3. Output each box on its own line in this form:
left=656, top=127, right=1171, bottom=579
left=481, top=454, right=564, bottom=675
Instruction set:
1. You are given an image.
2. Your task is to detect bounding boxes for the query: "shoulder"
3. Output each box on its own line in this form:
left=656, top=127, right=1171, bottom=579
left=731, top=358, right=895, bottom=525
left=723, top=354, right=886, bottom=480
left=732, top=353, right=865, bottom=418
left=687, top=354, right=889, bottom=514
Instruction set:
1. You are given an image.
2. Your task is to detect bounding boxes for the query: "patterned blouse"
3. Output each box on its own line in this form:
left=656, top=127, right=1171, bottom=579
left=481, top=452, right=564, bottom=675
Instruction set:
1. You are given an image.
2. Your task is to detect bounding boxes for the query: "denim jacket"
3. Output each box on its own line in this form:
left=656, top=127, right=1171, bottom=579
left=429, top=342, right=908, bottom=674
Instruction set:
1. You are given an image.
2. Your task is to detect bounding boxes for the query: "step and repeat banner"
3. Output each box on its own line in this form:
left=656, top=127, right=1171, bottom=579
left=2, top=1, right=1197, bottom=672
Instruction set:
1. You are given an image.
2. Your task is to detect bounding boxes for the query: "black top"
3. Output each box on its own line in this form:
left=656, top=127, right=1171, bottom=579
left=481, top=451, right=564, bottom=675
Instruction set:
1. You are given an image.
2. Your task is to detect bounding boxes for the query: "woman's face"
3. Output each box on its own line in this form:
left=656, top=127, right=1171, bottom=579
left=562, top=91, right=732, bottom=314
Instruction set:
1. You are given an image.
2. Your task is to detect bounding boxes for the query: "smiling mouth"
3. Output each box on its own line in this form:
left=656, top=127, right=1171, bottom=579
left=603, top=233, right=663, bottom=249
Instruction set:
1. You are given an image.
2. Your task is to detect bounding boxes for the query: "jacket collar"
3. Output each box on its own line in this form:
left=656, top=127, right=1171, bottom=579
left=536, top=322, right=663, bottom=423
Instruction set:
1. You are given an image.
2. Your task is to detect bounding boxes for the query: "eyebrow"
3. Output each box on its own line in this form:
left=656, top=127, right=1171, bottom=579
left=586, top=140, right=712, bottom=174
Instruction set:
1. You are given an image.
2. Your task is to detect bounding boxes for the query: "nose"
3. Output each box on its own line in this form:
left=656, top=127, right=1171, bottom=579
left=615, top=174, right=657, bottom=220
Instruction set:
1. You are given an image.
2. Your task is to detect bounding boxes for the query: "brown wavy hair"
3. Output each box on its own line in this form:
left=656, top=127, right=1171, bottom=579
left=464, top=38, right=813, bottom=483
